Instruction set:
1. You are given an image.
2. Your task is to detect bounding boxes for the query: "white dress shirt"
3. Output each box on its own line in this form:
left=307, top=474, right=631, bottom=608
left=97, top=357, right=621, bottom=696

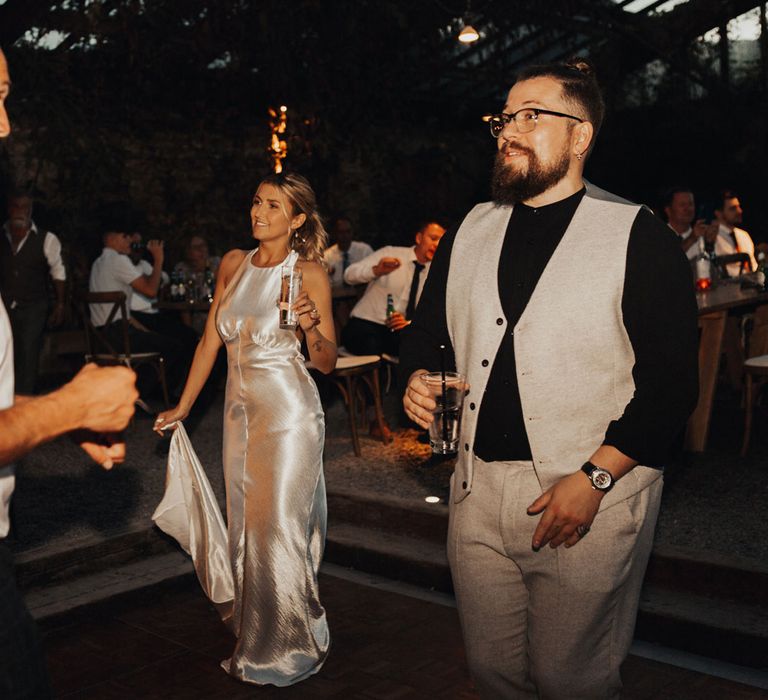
left=715, top=224, right=756, bottom=276
left=0, top=295, right=15, bottom=538
left=130, top=259, right=169, bottom=313
left=345, top=245, right=431, bottom=325
left=323, top=240, right=374, bottom=288
left=89, top=248, right=141, bottom=326
left=669, top=225, right=699, bottom=261
left=3, top=221, right=67, bottom=281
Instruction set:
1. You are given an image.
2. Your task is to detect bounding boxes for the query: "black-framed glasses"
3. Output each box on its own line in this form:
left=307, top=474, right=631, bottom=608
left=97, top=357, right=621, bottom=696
left=482, top=108, right=584, bottom=137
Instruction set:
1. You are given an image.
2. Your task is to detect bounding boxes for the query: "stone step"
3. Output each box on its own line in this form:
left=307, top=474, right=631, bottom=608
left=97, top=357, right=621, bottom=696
left=327, top=488, right=768, bottom=607
left=325, top=523, right=452, bottom=592
left=323, top=521, right=768, bottom=669
left=636, top=586, right=768, bottom=670
left=14, top=489, right=768, bottom=668
left=14, top=526, right=179, bottom=591
left=26, top=550, right=193, bottom=622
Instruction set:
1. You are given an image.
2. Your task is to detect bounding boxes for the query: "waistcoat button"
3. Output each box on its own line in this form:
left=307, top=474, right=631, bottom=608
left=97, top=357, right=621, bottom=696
left=464, top=443, right=469, bottom=451
left=469, top=402, right=476, bottom=410
left=496, top=318, right=503, bottom=325
left=481, top=359, right=489, bottom=367
left=462, top=481, right=468, bottom=489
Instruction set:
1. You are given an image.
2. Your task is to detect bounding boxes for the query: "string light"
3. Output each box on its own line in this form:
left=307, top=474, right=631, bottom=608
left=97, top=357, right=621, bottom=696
left=268, top=105, right=288, bottom=173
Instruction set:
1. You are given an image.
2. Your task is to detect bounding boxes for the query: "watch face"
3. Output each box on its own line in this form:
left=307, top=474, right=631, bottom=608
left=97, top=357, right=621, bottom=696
left=592, top=469, right=613, bottom=490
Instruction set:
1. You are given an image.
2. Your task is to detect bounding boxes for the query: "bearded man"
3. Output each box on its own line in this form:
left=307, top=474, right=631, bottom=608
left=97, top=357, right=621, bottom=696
left=400, top=60, right=698, bottom=699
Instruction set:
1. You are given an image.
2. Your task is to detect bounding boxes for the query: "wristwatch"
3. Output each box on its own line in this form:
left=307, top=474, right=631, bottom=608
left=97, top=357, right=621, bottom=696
left=581, top=462, right=615, bottom=492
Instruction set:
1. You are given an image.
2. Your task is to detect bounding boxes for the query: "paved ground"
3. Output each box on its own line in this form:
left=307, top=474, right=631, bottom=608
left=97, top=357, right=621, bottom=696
left=39, top=568, right=768, bottom=699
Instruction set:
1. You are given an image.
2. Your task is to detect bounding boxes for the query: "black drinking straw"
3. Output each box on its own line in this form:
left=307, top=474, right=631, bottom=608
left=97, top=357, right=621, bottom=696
left=440, top=344, right=449, bottom=443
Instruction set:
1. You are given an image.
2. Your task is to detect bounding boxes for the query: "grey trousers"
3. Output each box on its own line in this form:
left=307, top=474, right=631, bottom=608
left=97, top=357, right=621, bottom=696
left=447, top=458, right=662, bottom=700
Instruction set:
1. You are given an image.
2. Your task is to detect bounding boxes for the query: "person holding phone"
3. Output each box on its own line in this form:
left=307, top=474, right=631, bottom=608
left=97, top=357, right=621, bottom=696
left=662, top=186, right=718, bottom=260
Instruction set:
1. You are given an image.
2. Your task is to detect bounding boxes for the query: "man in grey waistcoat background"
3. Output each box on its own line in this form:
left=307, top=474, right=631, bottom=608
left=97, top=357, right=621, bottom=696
left=401, top=59, right=698, bottom=699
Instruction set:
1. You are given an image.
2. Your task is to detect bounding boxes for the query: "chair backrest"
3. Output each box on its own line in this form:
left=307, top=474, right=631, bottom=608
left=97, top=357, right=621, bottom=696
left=748, top=305, right=768, bottom=359
left=714, top=253, right=751, bottom=278
left=77, top=291, right=132, bottom=362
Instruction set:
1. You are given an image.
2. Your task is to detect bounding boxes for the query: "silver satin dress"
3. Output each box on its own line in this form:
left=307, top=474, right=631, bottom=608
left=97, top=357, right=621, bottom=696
left=213, top=249, right=329, bottom=685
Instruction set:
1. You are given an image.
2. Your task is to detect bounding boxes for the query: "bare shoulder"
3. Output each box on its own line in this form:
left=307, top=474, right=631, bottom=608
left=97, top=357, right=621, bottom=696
left=215, top=249, right=248, bottom=288
left=297, top=259, right=328, bottom=284
left=219, top=249, right=248, bottom=274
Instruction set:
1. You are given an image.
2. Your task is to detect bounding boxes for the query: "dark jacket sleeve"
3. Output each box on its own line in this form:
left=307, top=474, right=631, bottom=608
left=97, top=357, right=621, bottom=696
left=603, top=208, right=699, bottom=466
left=398, top=227, right=457, bottom=387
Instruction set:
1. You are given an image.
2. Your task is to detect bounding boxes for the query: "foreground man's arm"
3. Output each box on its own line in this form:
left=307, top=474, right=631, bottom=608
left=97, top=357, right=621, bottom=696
left=0, top=364, right=138, bottom=468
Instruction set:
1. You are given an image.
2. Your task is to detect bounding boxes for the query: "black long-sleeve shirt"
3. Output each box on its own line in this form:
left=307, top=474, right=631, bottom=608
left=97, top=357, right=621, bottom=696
left=400, top=188, right=699, bottom=467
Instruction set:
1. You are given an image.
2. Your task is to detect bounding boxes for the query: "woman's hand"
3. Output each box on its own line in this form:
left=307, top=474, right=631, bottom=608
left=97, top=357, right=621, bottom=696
left=153, top=405, right=189, bottom=435
left=293, top=290, right=322, bottom=332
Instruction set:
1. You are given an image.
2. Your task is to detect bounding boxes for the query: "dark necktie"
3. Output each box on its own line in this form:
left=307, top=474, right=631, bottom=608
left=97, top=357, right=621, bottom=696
left=342, top=250, right=350, bottom=286
left=405, top=261, right=426, bottom=320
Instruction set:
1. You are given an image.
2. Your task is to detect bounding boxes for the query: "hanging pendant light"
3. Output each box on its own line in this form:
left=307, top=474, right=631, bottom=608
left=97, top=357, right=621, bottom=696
left=458, top=23, right=480, bottom=43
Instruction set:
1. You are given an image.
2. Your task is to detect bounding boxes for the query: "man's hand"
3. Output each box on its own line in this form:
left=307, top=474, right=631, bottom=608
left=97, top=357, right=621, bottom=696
left=146, top=239, right=164, bottom=264
left=372, top=257, right=401, bottom=277
left=72, top=430, right=126, bottom=470
left=403, top=370, right=436, bottom=429
left=527, top=471, right=604, bottom=550
left=386, top=311, right=410, bottom=332
left=691, top=220, right=718, bottom=245
left=60, top=364, right=138, bottom=433
left=48, top=302, right=66, bottom=328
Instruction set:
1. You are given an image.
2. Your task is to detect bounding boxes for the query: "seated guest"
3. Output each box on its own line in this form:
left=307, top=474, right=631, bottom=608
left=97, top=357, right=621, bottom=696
left=323, top=216, right=374, bottom=342
left=174, top=234, right=220, bottom=335
left=128, top=232, right=199, bottom=346
left=174, top=234, right=221, bottom=278
left=128, top=232, right=169, bottom=327
left=714, top=189, right=756, bottom=276
left=89, top=226, right=189, bottom=397
left=662, top=186, right=717, bottom=261
left=342, top=221, right=446, bottom=356
left=323, top=215, right=374, bottom=289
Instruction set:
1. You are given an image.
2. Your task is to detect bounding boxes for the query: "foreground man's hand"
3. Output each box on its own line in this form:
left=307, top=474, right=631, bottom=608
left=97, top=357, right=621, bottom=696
left=61, top=364, right=138, bottom=433
left=527, top=471, right=604, bottom=550
left=73, top=431, right=126, bottom=470
left=403, top=370, right=436, bottom=429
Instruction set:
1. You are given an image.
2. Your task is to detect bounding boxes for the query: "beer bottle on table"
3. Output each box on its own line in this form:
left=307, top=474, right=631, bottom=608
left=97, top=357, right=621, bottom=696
left=170, top=271, right=180, bottom=301
left=204, top=267, right=215, bottom=301
left=178, top=271, right=187, bottom=301
left=756, top=251, right=766, bottom=291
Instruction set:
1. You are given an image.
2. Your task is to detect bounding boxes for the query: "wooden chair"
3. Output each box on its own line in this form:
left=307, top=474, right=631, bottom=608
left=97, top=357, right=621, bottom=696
left=714, top=252, right=751, bottom=279
left=308, top=352, right=391, bottom=457
left=381, top=352, right=399, bottom=394
left=740, top=305, right=768, bottom=456
left=77, top=291, right=170, bottom=409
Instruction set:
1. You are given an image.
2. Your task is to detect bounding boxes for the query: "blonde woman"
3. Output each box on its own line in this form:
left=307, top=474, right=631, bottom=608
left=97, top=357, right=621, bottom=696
left=155, top=173, right=336, bottom=686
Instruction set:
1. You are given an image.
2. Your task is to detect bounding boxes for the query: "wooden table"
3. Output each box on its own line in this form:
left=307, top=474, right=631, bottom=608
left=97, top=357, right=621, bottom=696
left=686, top=280, right=768, bottom=451
left=155, top=300, right=212, bottom=312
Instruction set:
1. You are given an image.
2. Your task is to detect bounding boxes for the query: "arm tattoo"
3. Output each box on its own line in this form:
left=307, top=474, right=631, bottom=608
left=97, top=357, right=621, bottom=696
left=312, top=339, right=323, bottom=352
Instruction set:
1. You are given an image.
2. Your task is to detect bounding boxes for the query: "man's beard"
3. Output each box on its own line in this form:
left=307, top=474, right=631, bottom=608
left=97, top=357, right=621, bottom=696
left=491, top=144, right=571, bottom=205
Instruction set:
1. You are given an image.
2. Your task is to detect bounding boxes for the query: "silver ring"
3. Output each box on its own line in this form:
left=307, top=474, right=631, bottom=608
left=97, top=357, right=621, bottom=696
left=576, top=524, right=590, bottom=538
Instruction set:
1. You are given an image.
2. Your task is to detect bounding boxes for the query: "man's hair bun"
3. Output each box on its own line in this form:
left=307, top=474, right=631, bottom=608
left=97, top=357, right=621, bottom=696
left=565, top=57, right=595, bottom=77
